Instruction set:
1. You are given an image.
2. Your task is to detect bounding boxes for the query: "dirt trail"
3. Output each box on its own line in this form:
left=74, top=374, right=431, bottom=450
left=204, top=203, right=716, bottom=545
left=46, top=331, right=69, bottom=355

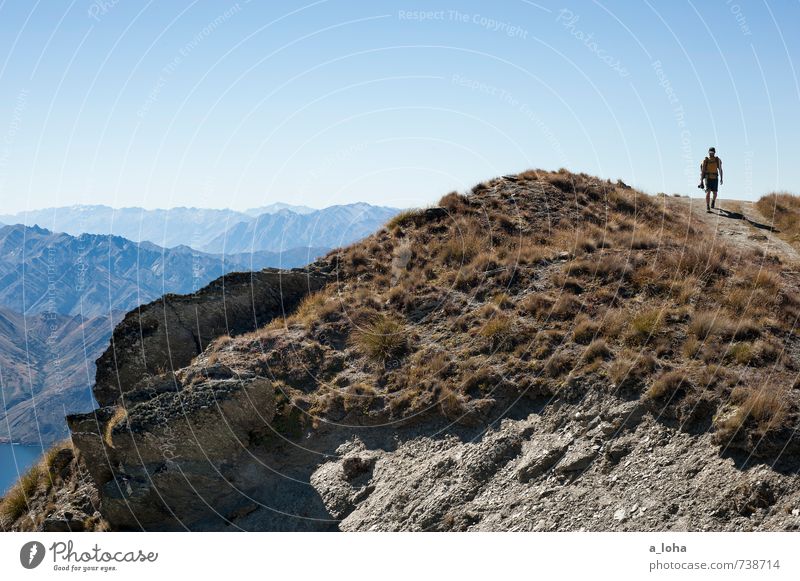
left=674, top=197, right=800, bottom=265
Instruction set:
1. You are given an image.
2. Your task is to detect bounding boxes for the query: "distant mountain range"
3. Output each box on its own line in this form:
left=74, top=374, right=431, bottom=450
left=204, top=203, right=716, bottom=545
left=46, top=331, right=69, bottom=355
left=0, top=201, right=400, bottom=444
left=0, top=224, right=326, bottom=318
left=0, top=223, right=329, bottom=445
left=203, top=203, right=399, bottom=254
left=0, top=306, right=116, bottom=446
left=0, top=202, right=398, bottom=253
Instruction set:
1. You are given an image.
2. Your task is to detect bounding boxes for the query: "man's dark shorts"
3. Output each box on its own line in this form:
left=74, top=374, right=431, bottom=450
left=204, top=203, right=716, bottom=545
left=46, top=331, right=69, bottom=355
left=706, top=178, right=718, bottom=192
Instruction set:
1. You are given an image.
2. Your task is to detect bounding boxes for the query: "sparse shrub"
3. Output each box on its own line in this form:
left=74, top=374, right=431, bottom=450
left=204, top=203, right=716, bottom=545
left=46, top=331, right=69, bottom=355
left=438, top=191, right=468, bottom=212
left=583, top=339, right=610, bottom=362
left=716, top=386, right=788, bottom=440
left=552, top=294, right=582, bottom=320
left=0, top=464, right=42, bottom=525
left=350, top=314, right=409, bottom=362
left=608, top=350, right=655, bottom=391
left=387, top=209, right=421, bottom=231
left=729, top=342, right=754, bottom=365
left=438, top=386, right=465, bottom=419
left=646, top=370, right=690, bottom=400
left=689, top=311, right=731, bottom=340
left=755, top=191, right=800, bottom=245
left=479, top=315, right=515, bottom=350
left=543, top=351, right=572, bottom=378
left=627, top=308, right=663, bottom=344
left=573, top=316, right=600, bottom=344
left=682, top=336, right=701, bottom=358
left=521, top=293, right=553, bottom=319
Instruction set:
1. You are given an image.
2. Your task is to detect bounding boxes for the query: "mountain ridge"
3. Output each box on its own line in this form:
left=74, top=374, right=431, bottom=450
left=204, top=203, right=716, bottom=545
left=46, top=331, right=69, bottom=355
left=0, top=202, right=400, bottom=252
left=6, top=169, right=800, bottom=532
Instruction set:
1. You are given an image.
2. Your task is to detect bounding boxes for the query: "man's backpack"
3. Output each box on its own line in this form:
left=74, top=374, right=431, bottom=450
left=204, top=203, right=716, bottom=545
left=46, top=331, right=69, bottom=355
left=702, top=156, right=721, bottom=177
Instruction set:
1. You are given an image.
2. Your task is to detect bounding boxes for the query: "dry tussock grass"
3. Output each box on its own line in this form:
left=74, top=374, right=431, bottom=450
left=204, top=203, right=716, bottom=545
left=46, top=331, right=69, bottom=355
left=756, top=191, right=800, bottom=244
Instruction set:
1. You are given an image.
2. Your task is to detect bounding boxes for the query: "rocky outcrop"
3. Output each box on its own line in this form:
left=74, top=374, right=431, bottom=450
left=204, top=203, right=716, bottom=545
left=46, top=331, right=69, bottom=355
left=68, top=371, right=279, bottom=530
left=93, top=268, right=328, bottom=406
left=64, top=265, right=333, bottom=530
left=310, top=397, right=800, bottom=532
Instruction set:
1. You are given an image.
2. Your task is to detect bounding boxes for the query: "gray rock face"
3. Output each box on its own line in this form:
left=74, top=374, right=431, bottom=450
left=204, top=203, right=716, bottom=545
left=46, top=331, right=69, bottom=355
left=69, top=375, right=278, bottom=530
left=93, top=268, right=328, bottom=407
left=310, top=405, right=800, bottom=532
left=516, top=434, right=572, bottom=482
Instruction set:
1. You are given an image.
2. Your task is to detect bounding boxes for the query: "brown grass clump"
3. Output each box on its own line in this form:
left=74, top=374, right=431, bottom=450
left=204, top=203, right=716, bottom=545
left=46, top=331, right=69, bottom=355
left=689, top=311, right=731, bottom=340
left=728, top=342, right=754, bottom=366
left=666, top=238, right=729, bottom=278
left=0, top=440, right=74, bottom=527
left=295, top=291, right=333, bottom=325
left=716, top=386, right=788, bottom=440
left=438, top=386, right=465, bottom=419
left=626, top=308, right=663, bottom=344
left=572, top=315, right=600, bottom=344
left=0, top=464, right=42, bottom=525
left=438, top=191, right=469, bottom=212
left=439, top=222, right=483, bottom=266
left=521, top=293, right=554, bottom=319
left=583, top=339, right=610, bottom=362
left=543, top=351, right=572, bottom=378
left=646, top=370, right=691, bottom=400
left=608, top=350, right=656, bottom=391
left=566, top=254, right=630, bottom=282
left=552, top=294, right=582, bottom=320
left=479, top=315, right=515, bottom=351
left=755, top=191, right=800, bottom=245
left=386, top=209, right=421, bottom=231
left=350, top=314, right=409, bottom=361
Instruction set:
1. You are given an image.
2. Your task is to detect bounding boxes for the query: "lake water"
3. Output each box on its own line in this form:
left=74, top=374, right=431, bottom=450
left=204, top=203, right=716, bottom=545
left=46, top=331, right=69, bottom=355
left=0, top=444, right=43, bottom=494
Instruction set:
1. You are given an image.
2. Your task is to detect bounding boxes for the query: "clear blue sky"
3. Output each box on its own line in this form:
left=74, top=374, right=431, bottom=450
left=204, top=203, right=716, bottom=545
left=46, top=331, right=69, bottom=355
left=0, top=0, right=798, bottom=213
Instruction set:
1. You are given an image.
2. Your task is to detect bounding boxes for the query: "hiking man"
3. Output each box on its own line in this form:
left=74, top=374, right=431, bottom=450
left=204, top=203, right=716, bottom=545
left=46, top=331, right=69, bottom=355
left=699, top=147, right=723, bottom=212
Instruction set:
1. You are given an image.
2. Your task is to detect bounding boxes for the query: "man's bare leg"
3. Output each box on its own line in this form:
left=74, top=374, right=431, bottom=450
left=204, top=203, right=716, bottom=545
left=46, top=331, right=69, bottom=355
left=712, top=191, right=718, bottom=209
left=705, top=189, right=711, bottom=211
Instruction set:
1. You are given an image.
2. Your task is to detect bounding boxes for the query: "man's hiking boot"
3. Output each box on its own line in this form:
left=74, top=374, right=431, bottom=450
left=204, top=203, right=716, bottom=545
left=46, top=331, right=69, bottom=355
left=711, top=200, right=715, bottom=209
left=707, top=205, right=711, bottom=212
